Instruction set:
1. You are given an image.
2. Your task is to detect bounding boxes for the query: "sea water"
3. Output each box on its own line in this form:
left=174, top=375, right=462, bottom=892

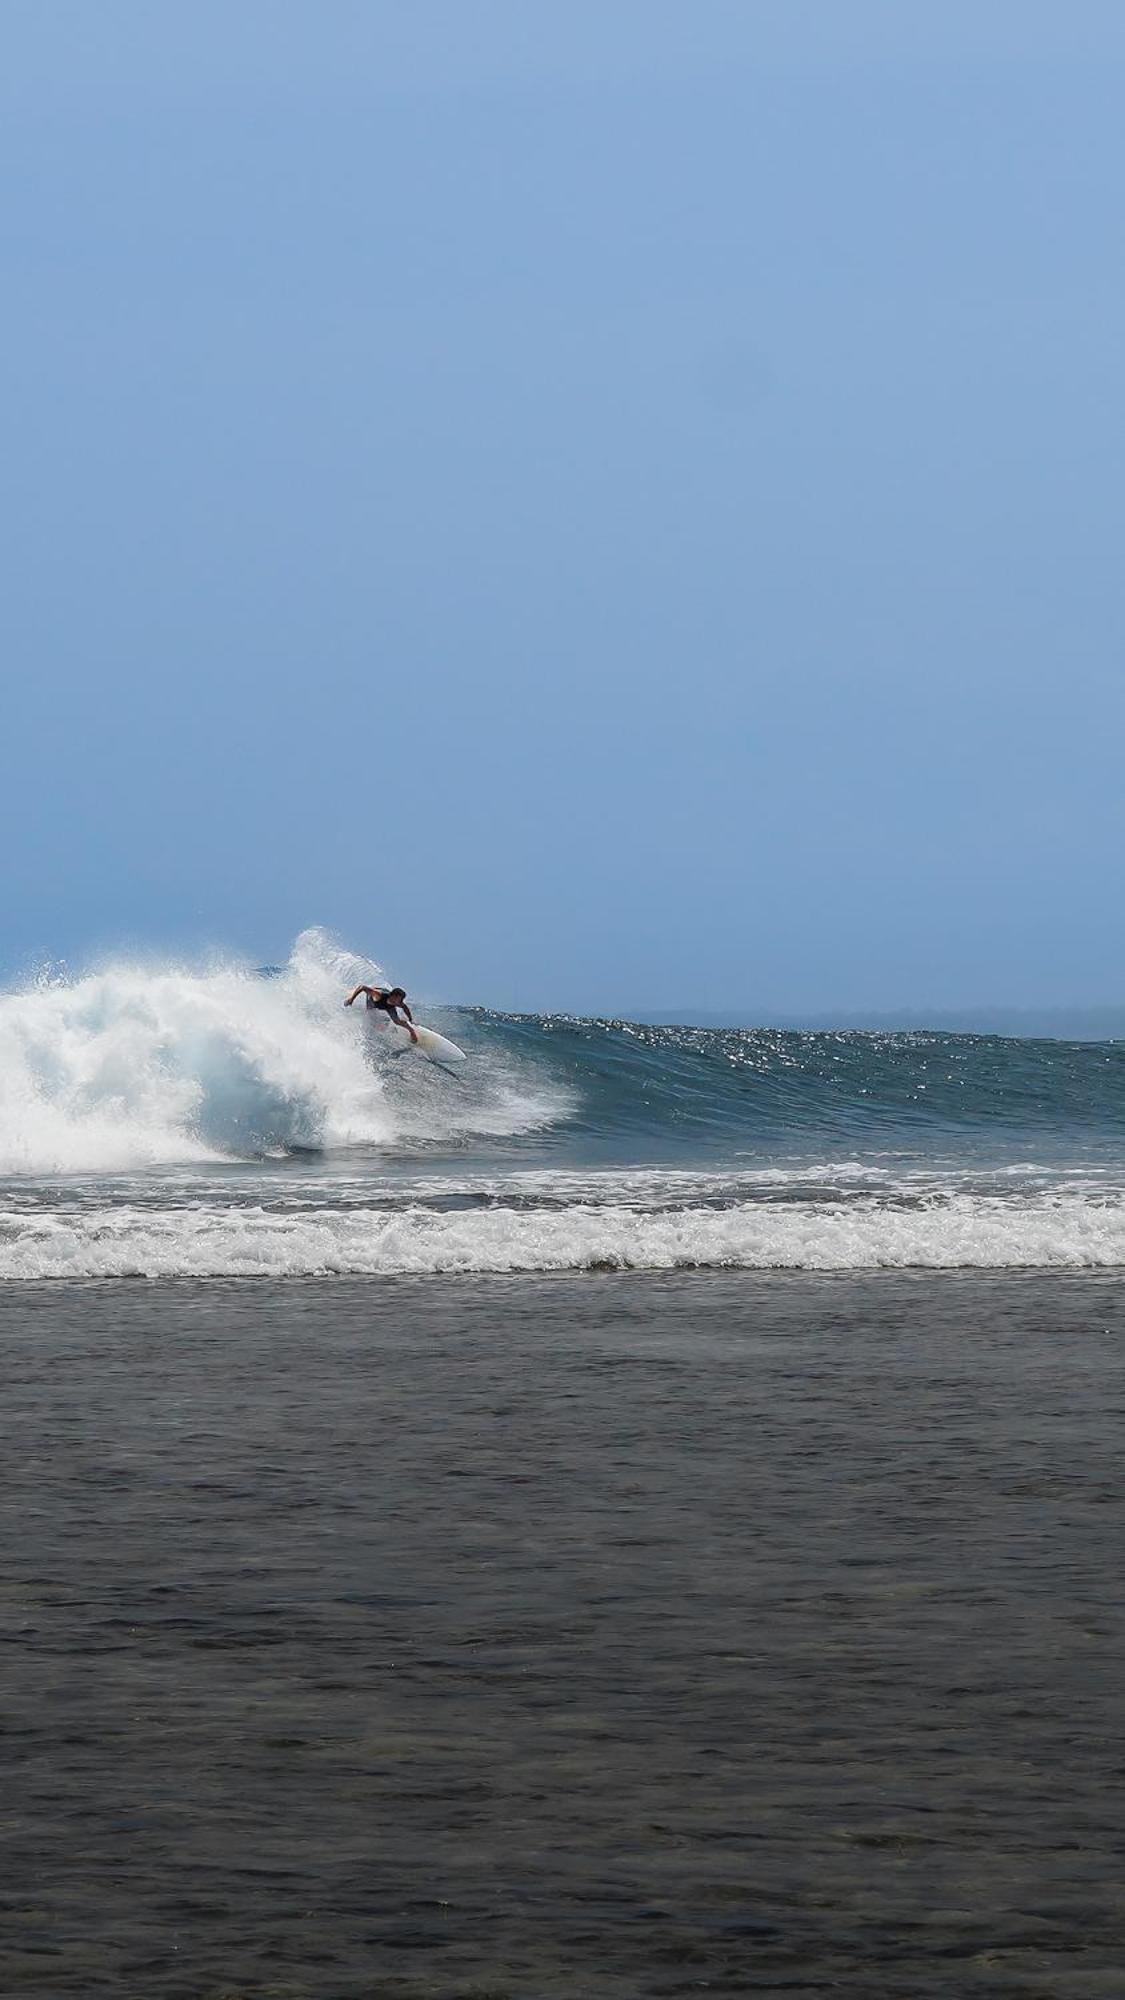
left=3, top=925, right=1125, bottom=1277
left=3, top=929, right=1124, bottom=1995
left=3, top=1272, right=1123, bottom=1997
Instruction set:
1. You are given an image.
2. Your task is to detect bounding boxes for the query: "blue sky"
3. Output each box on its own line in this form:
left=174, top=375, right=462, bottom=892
left=3, top=2, right=1123, bottom=1015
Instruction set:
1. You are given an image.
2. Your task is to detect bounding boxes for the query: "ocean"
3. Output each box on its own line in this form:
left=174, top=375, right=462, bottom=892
left=2, top=930, right=1123, bottom=1996
left=4, top=927, right=1125, bottom=1278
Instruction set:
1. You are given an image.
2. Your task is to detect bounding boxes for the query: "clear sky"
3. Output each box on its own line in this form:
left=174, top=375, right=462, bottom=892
left=3, top=2, right=1123, bottom=1015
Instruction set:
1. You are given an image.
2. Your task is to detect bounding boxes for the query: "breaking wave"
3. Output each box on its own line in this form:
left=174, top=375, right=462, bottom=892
left=5, top=929, right=1125, bottom=1277
left=0, top=930, right=561, bottom=1176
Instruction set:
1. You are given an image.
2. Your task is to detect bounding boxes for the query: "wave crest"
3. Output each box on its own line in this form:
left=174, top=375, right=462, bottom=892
left=0, top=930, right=558, bottom=1176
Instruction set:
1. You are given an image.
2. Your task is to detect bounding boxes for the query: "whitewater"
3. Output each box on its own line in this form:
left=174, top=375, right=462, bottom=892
left=0, top=929, right=558, bottom=1176
left=4, top=927, right=1125, bottom=1278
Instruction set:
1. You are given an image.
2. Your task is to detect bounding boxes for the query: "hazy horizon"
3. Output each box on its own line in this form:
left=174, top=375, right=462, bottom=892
left=4, top=926, right=1125, bottom=1038
left=467, top=993, right=1125, bottom=1038
left=9, top=944, right=1125, bottom=1043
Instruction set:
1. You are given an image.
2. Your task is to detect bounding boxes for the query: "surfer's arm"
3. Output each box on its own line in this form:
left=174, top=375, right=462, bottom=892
left=389, top=1004, right=419, bottom=1043
left=344, top=986, right=372, bottom=1007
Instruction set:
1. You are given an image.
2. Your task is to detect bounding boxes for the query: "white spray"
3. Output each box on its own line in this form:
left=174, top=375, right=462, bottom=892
left=0, top=928, right=558, bottom=1177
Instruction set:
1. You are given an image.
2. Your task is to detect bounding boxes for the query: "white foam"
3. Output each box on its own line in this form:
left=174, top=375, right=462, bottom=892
left=4, top=1192, right=1125, bottom=1279
left=0, top=929, right=560, bottom=1176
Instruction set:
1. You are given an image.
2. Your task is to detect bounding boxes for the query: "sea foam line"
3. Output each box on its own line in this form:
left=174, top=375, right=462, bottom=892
left=4, top=1194, right=1125, bottom=1279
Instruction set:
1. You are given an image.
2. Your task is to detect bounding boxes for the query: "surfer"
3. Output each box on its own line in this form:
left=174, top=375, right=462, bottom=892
left=344, top=984, right=419, bottom=1044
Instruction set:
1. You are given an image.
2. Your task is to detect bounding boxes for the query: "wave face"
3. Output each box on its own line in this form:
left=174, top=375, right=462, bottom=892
left=471, top=1010, right=1125, bottom=1150
left=4, top=934, right=1125, bottom=1276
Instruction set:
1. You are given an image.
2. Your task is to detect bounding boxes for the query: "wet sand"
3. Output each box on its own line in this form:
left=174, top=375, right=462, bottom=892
left=1, top=1272, right=1122, bottom=1997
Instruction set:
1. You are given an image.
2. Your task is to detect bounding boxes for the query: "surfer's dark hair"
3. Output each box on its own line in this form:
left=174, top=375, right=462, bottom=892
left=389, top=986, right=406, bottom=1000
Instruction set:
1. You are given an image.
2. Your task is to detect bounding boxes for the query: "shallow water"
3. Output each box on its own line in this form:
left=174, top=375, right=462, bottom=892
left=2, top=1271, right=1122, bottom=1997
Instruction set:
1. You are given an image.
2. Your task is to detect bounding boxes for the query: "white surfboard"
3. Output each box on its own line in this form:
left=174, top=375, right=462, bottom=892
left=369, top=1013, right=468, bottom=1069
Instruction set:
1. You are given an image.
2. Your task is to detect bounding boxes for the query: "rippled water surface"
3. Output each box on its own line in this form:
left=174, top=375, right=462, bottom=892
left=2, top=1272, right=1122, bottom=1997
left=8, top=933, right=1125, bottom=1279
